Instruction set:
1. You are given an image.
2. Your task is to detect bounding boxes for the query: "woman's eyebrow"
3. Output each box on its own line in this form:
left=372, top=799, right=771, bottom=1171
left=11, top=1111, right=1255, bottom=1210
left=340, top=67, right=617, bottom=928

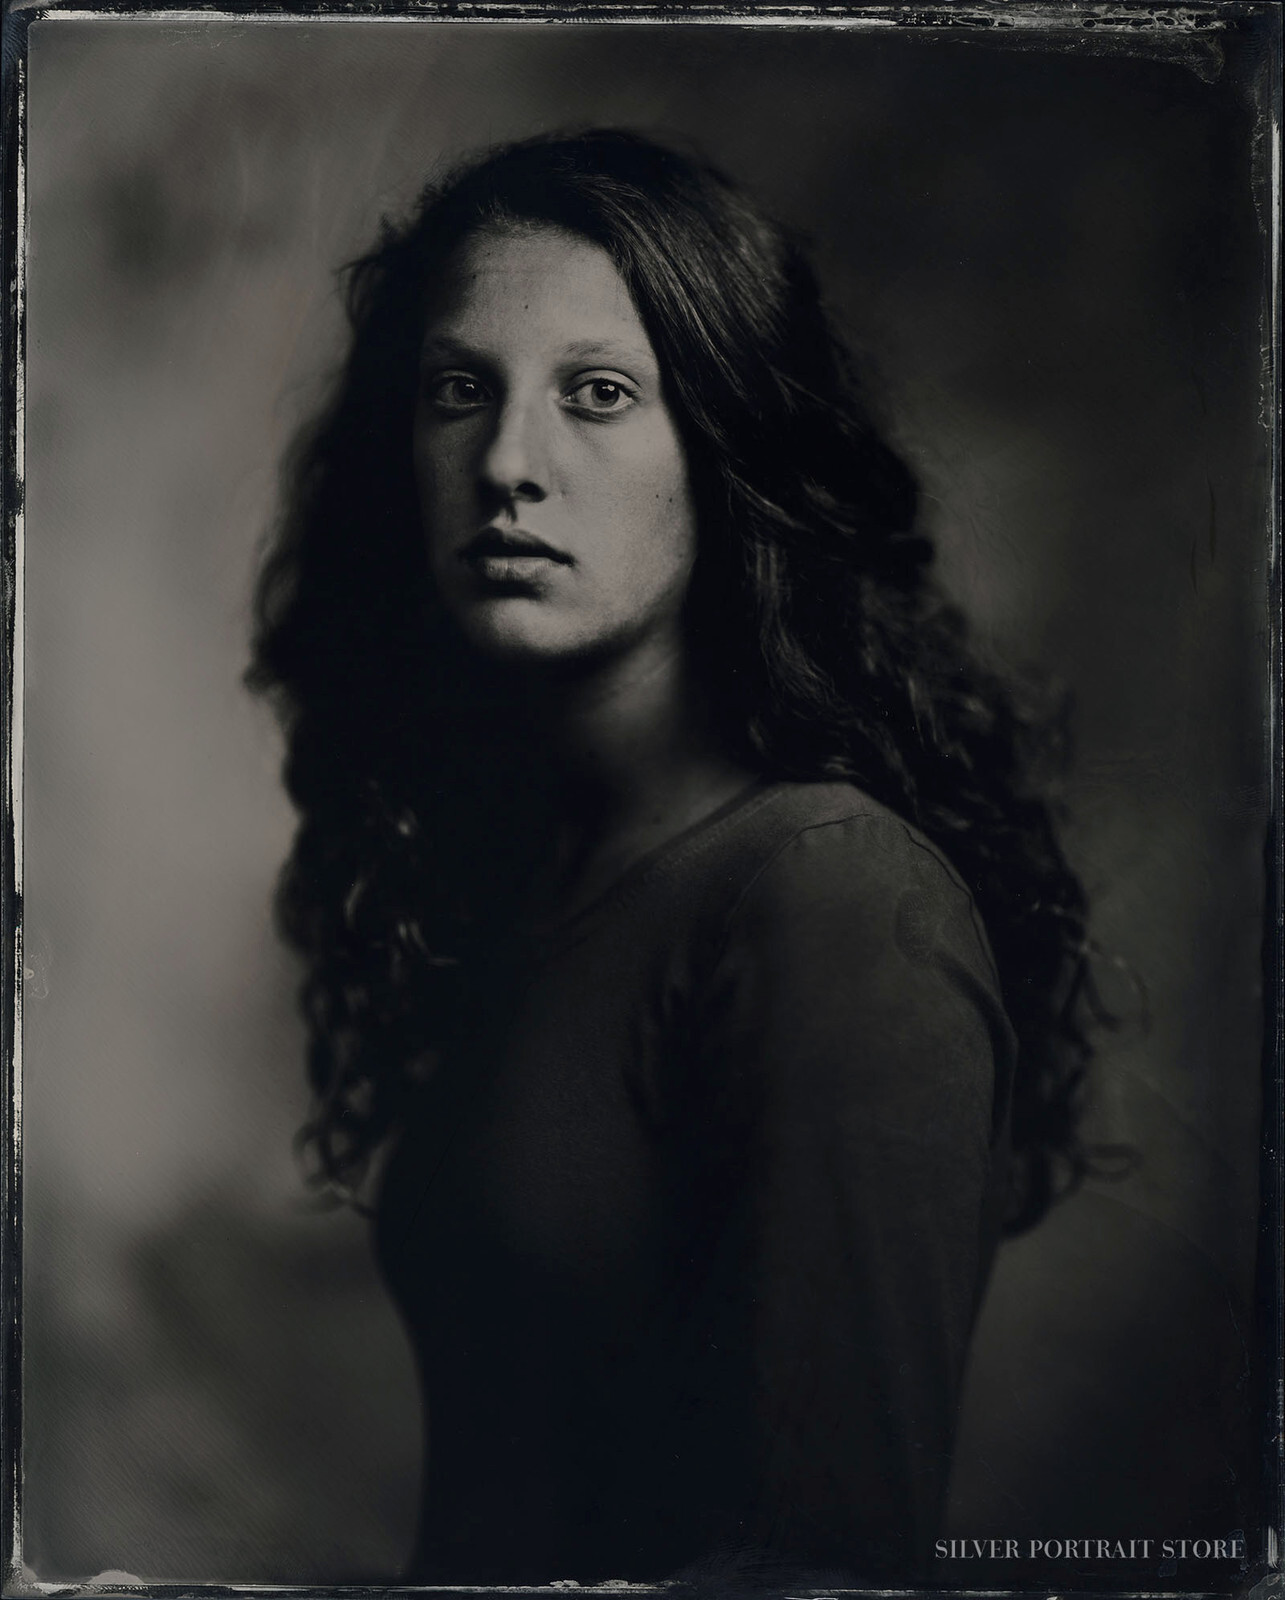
left=559, top=339, right=656, bottom=369
left=419, top=333, right=486, bottom=364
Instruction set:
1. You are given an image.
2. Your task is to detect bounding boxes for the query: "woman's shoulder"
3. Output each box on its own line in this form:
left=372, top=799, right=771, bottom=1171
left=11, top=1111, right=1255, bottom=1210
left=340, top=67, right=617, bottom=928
left=692, top=780, right=1015, bottom=1151
left=718, top=778, right=972, bottom=912
left=711, top=780, right=1003, bottom=997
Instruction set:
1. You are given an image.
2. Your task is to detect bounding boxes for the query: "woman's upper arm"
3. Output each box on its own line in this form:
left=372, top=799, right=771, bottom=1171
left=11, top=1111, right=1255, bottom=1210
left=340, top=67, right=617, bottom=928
left=693, top=810, right=1015, bottom=1578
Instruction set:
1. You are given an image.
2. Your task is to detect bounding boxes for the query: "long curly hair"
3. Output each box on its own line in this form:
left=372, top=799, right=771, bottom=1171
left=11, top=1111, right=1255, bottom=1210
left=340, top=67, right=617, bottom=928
left=250, top=128, right=1105, bottom=1235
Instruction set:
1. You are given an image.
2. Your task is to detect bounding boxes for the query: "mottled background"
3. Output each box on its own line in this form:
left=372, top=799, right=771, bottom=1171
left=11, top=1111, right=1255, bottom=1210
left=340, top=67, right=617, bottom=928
left=19, top=15, right=1274, bottom=1586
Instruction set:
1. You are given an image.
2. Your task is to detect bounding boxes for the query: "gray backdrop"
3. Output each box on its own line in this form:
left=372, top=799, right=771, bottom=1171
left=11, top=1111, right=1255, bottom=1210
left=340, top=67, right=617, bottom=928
left=19, top=14, right=1273, bottom=1584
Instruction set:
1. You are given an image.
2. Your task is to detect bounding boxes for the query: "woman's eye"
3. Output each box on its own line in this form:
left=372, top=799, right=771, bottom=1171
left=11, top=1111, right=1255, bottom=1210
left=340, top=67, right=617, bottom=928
left=565, top=377, right=636, bottom=415
left=427, top=374, right=490, bottom=412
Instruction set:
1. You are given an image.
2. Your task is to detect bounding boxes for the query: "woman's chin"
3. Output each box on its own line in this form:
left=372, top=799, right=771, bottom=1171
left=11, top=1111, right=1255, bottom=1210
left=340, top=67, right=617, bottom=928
left=446, top=592, right=683, bottom=678
left=453, top=600, right=590, bottom=664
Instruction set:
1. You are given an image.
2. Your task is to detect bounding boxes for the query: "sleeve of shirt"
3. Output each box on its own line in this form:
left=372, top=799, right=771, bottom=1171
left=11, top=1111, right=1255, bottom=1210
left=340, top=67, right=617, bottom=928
left=680, top=808, right=1015, bottom=1584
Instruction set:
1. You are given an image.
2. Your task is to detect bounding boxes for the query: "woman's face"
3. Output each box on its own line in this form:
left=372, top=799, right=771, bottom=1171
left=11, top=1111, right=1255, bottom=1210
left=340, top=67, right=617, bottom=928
left=413, top=225, right=699, bottom=667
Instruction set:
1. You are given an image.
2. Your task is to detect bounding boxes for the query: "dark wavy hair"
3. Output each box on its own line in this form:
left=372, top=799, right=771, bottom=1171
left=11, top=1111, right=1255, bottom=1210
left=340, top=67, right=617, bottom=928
left=250, top=127, right=1107, bottom=1235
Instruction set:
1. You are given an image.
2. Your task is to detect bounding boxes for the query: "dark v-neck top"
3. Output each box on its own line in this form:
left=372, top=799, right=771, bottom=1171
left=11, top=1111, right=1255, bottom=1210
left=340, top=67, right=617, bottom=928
left=374, top=780, right=1016, bottom=1587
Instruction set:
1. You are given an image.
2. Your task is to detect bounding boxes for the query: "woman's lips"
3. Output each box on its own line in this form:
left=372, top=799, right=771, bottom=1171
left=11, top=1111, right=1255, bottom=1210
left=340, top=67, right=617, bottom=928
left=458, top=529, right=572, bottom=586
left=468, top=552, right=565, bottom=584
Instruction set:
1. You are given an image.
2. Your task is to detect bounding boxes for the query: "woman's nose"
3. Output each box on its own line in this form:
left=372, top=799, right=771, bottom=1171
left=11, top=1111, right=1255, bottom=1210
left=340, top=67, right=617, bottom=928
left=478, top=395, right=548, bottom=502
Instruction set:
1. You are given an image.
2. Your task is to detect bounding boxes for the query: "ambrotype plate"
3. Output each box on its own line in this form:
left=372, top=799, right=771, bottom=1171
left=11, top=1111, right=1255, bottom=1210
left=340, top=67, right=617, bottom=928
left=2, top=4, right=1280, bottom=1596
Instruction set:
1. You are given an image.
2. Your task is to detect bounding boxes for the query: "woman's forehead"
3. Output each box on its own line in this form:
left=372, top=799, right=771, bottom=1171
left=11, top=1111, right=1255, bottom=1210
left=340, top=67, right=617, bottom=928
left=421, top=224, right=657, bottom=369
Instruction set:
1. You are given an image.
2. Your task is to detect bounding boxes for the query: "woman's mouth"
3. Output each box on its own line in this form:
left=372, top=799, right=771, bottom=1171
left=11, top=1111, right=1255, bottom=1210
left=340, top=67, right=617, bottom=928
left=458, top=529, right=573, bottom=585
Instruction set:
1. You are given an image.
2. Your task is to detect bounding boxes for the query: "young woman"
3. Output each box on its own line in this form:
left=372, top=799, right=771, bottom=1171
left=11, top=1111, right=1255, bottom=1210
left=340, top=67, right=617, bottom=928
left=249, top=129, right=1095, bottom=1589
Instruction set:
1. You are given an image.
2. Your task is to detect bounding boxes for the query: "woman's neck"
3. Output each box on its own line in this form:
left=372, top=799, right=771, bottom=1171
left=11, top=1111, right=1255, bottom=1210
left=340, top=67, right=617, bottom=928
left=522, top=636, right=758, bottom=917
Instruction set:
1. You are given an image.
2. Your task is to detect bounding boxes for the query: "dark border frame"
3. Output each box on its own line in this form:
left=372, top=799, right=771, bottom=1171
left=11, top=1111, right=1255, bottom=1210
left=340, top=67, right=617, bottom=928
left=0, top=4, right=1279, bottom=1597
left=2, top=3, right=25, bottom=1592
